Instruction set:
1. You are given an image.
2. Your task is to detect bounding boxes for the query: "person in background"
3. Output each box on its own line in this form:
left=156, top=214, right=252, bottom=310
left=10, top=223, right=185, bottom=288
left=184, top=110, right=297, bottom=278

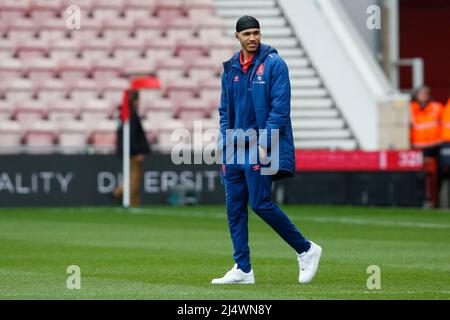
left=410, top=86, right=443, bottom=157
left=440, top=93, right=450, bottom=143
left=113, top=90, right=151, bottom=207
left=438, top=91, right=450, bottom=207
left=410, top=86, right=444, bottom=207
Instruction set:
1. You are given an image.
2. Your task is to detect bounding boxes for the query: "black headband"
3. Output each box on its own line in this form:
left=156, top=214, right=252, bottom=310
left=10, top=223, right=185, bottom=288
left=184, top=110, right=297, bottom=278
left=236, top=15, right=260, bottom=33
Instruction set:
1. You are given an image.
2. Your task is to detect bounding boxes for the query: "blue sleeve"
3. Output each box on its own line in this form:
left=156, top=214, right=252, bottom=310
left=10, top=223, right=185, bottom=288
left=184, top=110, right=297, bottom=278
left=217, top=72, right=229, bottom=158
left=259, top=57, right=290, bottom=149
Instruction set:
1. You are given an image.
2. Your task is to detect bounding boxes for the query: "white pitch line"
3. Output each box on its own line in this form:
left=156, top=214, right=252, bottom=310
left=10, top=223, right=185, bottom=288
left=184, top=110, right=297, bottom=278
left=121, top=208, right=450, bottom=230
left=26, top=207, right=450, bottom=230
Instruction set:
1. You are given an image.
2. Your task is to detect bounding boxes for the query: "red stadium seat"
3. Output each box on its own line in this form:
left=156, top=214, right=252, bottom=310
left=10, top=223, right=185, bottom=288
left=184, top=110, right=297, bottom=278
left=142, top=98, right=175, bottom=121
left=186, top=0, right=214, bottom=9
left=209, top=38, right=238, bottom=64
left=79, top=99, right=114, bottom=123
left=90, top=120, right=118, bottom=154
left=29, top=0, right=62, bottom=21
left=61, top=0, right=93, bottom=13
left=176, top=38, right=207, bottom=61
left=37, top=18, right=68, bottom=42
left=145, top=37, right=176, bottom=63
left=36, top=78, right=67, bottom=102
left=80, top=37, right=112, bottom=61
left=101, top=77, right=130, bottom=105
left=175, top=98, right=211, bottom=121
left=58, top=59, right=92, bottom=84
left=195, top=16, right=226, bottom=35
left=24, top=121, right=57, bottom=154
left=0, top=0, right=29, bottom=24
left=4, top=79, right=35, bottom=103
left=164, top=78, right=199, bottom=104
left=30, top=0, right=62, bottom=12
left=16, top=38, right=49, bottom=60
left=49, top=38, right=81, bottom=61
left=69, top=79, right=100, bottom=103
left=58, top=120, right=89, bottom=154
left=6, top=18, right=37, bottom=42
left=165, top=18, right=195, bottom=41
left=155, top=57, right=186, bottom=84
left=121, top=58, right=156, bottom=77
left=198, top=77, right=222, bottom=103
left=47, top=99, right=80, bottom=121
left=124, top=0, right=156, bottom=10
left=187, top=57, right=221, bottom=81
left=112, top=37, right=145, bottom=61
left=154, top=0, right=186, bottom=21
left=186, top=0, right=214, bottom=21
left=92, top=58, right=124, bottom=84
left=0, top=100, right=14, bottom=121
left=13, top=100, right=48, bottom=125
left=133, top=17, right=165, bottom=40
left=123, top=8, right=152, bottom=21
left=68, top=18, right=103, bottom=41
left=0, top=39, right=16, bottom=60
left=0, top=58, right=23, bottom=81
left=91, top=0, right=124, bottom=20
left=0, top=120, right=23, bottom=154
left=152, top=118, right=186, bottom=151
left=24, top=58, right=58, bottom=83
left=102, top=17, right=133, bottom=41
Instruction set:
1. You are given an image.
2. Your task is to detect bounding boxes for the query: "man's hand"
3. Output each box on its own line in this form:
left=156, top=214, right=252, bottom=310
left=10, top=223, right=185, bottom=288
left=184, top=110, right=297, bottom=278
left=258, top=145, right=267, bottom=161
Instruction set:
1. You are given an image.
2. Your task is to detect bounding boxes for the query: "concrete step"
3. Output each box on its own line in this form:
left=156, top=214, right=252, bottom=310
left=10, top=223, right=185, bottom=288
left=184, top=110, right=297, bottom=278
left=291, top=98, right=334, bottom=108
left=284, top=57, right=309, bottom=68
left=294, top=139, right=358, bottom=150
left=293, top=129, right=352, bottom=139
left=291, top=109, right=339, bottom=118
left=289, top=68, right=316, bottom=77
left=263, top=37, right=298, bottom=48
left=290, top=78, right=322, bottom=88
left=292, top=88, right=328, bottom=98
left=292, top=119, right=345, bottom=129
left=278, top=47, right=305, bottom=58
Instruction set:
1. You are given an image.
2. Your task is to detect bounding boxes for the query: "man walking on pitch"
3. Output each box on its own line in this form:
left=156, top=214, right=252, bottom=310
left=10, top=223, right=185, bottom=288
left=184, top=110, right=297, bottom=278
left=212, top=16, right=322, bottom=284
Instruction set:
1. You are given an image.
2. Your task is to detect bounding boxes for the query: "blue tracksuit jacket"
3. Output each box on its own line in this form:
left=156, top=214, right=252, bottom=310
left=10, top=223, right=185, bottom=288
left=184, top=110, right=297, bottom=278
left=218, top=43, right=295, bottom=180
left=217, top=44, right=310, bottom=273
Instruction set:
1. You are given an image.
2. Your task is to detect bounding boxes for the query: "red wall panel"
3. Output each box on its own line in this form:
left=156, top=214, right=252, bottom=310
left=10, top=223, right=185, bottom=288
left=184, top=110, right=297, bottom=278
left=400, top=0, right=450, bottom=103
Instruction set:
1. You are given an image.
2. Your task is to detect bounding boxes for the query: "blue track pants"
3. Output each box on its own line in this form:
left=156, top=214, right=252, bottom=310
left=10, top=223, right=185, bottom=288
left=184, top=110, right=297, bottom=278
left=223, top=162, right=311, bottom=273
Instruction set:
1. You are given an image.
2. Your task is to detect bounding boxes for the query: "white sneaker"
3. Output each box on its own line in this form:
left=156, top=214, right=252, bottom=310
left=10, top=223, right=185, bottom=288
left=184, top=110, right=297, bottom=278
left=297, top=241, right=322, bottom=283
left=211, top=264, right=255, bottom=284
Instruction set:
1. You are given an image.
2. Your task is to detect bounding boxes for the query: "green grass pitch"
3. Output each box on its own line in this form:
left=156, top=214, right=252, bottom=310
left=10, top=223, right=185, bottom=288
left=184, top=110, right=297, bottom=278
left=0, top=205, right=449, bottom=300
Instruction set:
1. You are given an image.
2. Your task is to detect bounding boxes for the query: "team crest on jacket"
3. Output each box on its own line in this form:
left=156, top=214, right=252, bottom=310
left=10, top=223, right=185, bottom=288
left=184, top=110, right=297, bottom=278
left=234, top=75, right=239, bottom=82
left=256, top=64, right=265, bottom=76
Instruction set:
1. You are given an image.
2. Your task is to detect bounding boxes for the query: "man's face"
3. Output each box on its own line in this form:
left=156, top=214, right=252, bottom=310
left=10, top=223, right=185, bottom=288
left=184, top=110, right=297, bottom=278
left=235, top=28, right=261, bottom=53
left=417, top=87, right=430, bottom=104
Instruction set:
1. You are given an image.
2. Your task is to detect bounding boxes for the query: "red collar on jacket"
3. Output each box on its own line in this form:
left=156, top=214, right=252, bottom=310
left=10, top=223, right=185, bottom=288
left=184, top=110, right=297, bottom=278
left=239, top=51, right=254, bottom=73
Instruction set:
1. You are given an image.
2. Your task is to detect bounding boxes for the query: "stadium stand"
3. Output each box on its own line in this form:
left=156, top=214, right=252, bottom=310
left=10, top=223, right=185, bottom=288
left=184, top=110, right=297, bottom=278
left=0, top=0, right=357, bottom=154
